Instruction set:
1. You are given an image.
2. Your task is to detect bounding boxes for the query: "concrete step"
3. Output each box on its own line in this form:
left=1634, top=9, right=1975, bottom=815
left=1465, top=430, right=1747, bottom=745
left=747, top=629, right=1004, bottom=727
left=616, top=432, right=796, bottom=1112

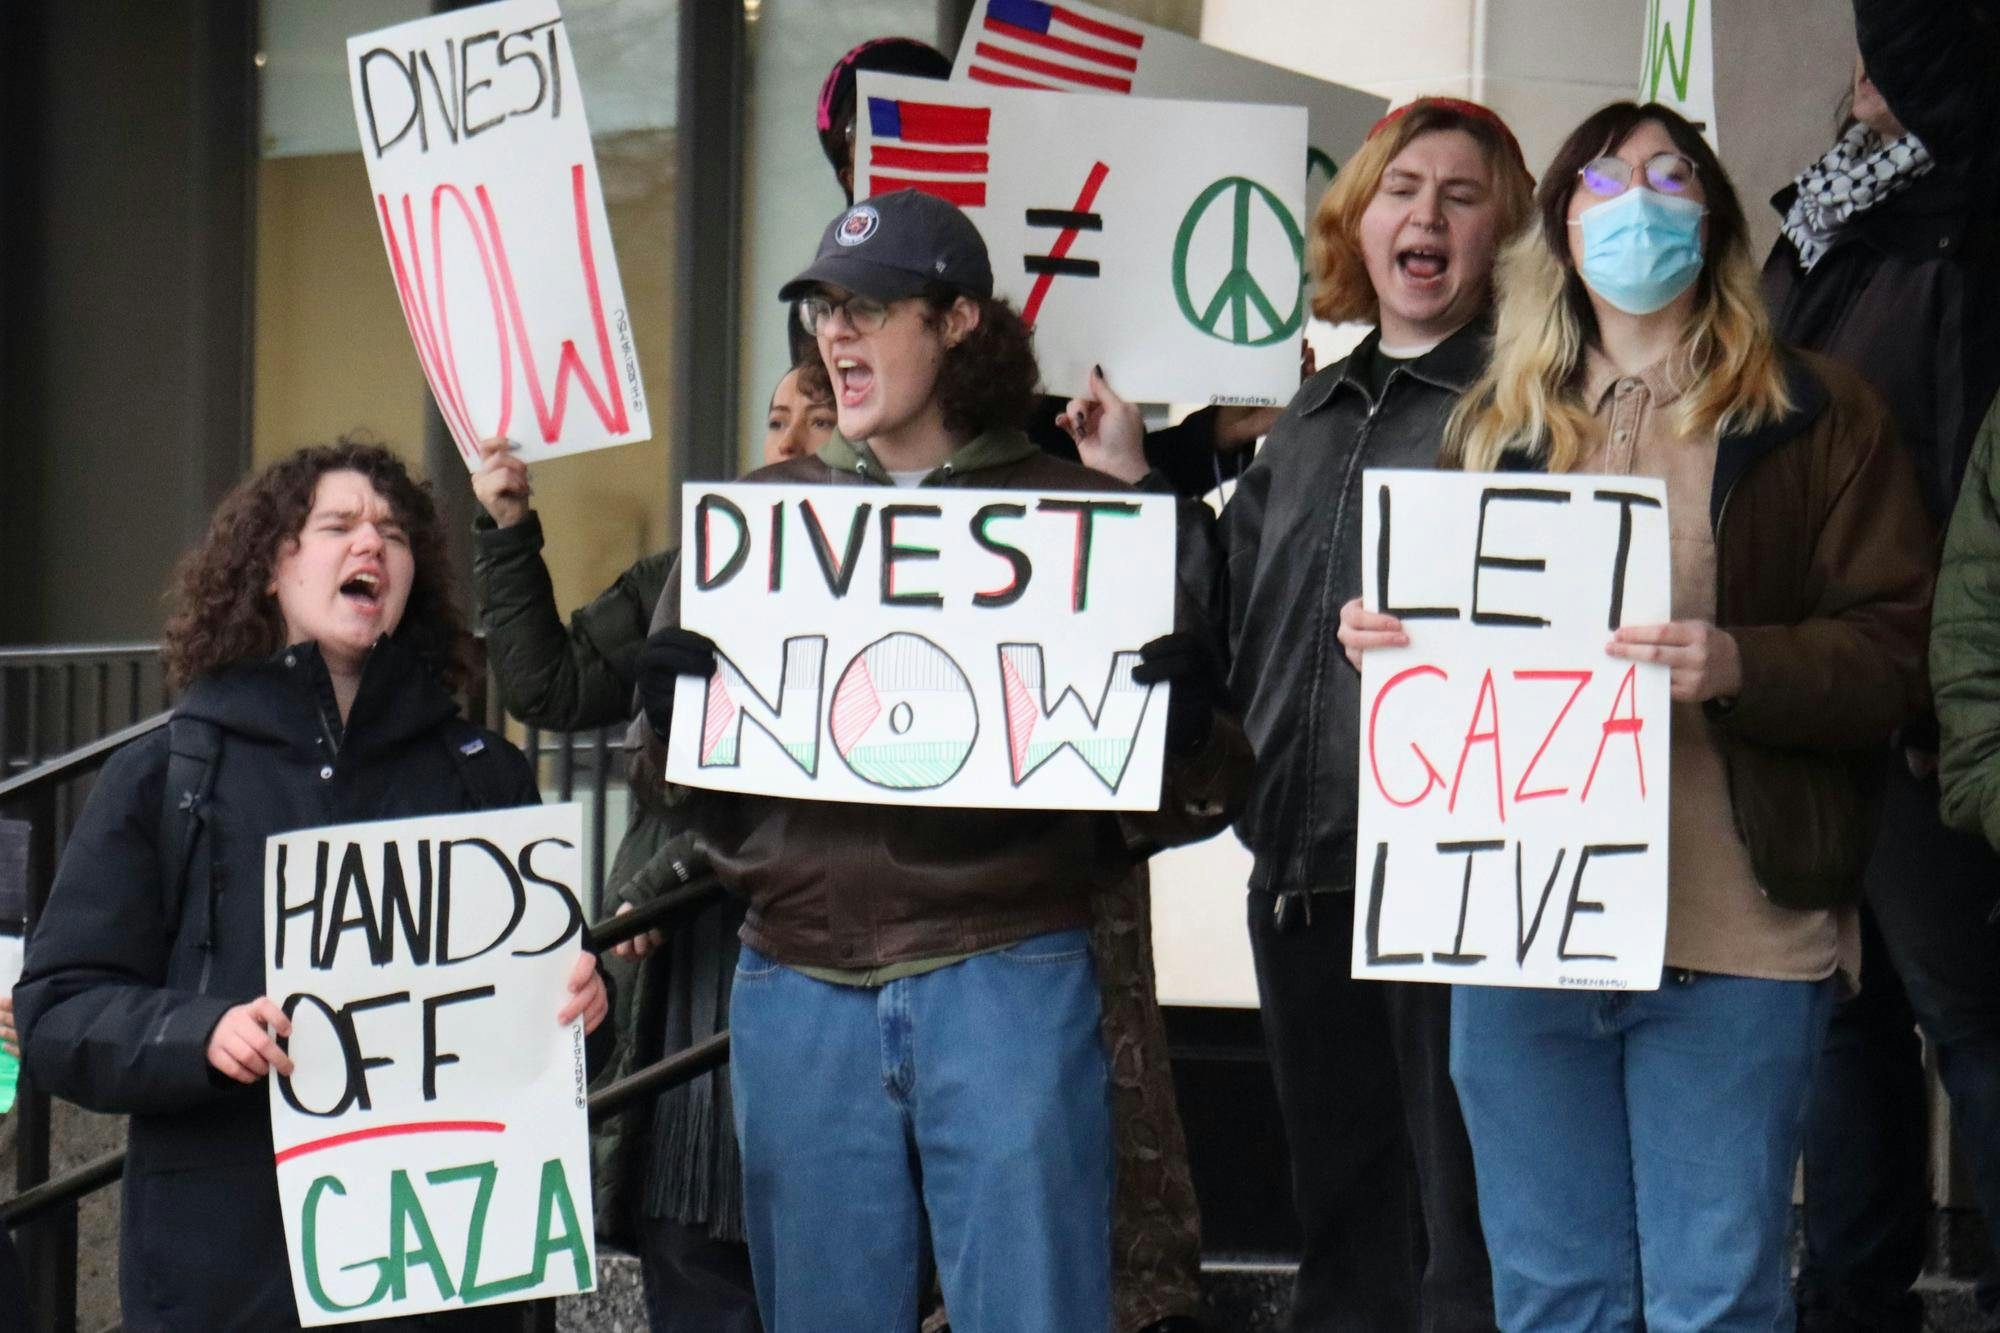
left=556, top=1251, right=1986, bottom=1331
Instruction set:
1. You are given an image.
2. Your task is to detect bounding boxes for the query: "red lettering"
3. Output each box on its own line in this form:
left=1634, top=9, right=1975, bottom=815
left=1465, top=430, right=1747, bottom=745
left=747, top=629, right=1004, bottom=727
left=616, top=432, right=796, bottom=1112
left=431, top=183, right=514, bottom=445
left=475, top=164, right=630, bottom=442
left=378, top=193, right=478, bottom=460
left=1448, top=669, right=1507, bottom=823
left=1368, top=666, right=1448, bottom=807
left=1511, top=670, right=1593, bottom=803
left=1581, top=664, right=1647, bottom=802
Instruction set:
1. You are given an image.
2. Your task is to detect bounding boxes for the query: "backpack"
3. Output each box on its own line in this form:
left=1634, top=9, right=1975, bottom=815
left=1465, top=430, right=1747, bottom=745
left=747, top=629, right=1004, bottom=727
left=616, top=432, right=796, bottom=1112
left=156, top=714, right=523, bottom=943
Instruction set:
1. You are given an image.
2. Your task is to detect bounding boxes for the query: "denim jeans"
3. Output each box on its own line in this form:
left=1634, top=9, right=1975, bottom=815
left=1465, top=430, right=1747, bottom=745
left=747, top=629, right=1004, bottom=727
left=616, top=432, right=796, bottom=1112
left=1800, top=762, right=2000, bottom=1333
left=729, top=930, right=1113, bottom=1333
left=1451, top=972, right=1837, bottom=1333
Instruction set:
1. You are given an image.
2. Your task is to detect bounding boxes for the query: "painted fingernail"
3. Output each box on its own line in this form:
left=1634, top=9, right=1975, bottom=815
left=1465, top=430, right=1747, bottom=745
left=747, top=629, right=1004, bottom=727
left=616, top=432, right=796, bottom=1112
left=1094, top=363, right=1105, bottom=380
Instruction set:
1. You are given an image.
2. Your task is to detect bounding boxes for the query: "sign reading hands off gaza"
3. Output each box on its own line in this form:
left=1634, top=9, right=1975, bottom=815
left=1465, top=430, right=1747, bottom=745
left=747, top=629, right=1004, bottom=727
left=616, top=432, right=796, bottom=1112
left=265, top=804, right=595, bottom=1325
left=665, top=483, right=1178, bottom=811
left=347, top=0, right=650, bottom=469
left=1354, top=471, right=1673, bottom=992
left=855, top=71, right=1307, bottom=406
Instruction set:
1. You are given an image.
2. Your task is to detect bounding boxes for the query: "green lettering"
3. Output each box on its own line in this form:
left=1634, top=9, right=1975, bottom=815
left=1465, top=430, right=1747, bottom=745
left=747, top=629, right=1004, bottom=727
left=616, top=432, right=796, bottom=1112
left=530, top=1157, right=591, bottom=1289
left=301, top=1175, right=391, bottom=1314
left=428, top=1159, right=536, bottom=1303
left=386, top=1168, right=456, bottom=1302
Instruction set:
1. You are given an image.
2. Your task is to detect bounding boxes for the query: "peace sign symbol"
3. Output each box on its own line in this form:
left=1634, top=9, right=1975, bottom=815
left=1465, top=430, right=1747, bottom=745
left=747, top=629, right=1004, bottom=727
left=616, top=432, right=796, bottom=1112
left=1171, top=176, right=1306, bottom=347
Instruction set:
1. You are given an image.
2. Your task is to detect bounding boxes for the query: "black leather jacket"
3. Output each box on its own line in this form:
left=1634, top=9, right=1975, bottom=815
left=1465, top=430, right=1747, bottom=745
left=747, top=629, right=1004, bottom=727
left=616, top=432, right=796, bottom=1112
left=1218, top=320, right=1489, bottom=897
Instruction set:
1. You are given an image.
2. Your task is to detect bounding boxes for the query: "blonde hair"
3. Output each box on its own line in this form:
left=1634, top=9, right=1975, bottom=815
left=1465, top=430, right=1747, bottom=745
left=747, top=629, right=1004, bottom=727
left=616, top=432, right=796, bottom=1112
left=1310, top=98, right=1535, bottom=326
left=1444, top=103, right=1792, bottom=472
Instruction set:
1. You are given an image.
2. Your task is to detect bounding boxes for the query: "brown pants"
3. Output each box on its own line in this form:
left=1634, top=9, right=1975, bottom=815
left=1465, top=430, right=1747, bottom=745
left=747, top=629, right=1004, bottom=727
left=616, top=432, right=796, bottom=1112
left=1095, top=865, right=1206, bottom=1329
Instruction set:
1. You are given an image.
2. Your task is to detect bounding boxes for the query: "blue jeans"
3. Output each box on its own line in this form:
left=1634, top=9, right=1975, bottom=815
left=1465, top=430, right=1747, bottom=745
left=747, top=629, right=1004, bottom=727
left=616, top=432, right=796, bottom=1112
left=1450, top=972, right=1837, bottom=1332
left=729, top=930, right=1113, bottom=1333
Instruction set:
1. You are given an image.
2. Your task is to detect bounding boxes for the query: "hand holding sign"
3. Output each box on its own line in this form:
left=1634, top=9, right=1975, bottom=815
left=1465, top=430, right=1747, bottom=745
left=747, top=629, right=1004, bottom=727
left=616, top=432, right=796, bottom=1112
left=208, top=997, right=296, bottom=1084
left=1607, top=620, right=1741, bottom=703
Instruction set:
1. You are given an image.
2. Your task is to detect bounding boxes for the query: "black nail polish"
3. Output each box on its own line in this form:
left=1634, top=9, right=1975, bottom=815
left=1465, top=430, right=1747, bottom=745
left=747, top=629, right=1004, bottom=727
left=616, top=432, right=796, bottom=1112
left=1094, top=363, right=1104, bottom=380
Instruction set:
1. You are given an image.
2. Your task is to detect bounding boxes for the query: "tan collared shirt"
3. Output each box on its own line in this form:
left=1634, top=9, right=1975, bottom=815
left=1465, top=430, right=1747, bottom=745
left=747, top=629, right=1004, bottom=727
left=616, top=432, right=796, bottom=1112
left=1576, top=349, right=1858, bottom=987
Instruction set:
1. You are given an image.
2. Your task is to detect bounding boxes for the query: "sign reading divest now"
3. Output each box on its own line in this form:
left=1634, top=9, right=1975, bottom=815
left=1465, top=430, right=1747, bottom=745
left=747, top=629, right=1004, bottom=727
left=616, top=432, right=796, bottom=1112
left=665, top=482, right=1177, bottom=811
left=265, top=804, right=595, bottom=1326
left=1354, top=470, right=1673, bottom=991
left=348, top=0, right=649, bottom=469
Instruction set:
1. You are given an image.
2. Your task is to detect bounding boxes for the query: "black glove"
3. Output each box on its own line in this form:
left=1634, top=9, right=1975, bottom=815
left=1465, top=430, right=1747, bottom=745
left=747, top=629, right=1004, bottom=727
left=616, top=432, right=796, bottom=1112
left=1131, top=630, right=1222, bottom=755
left=636, top=628, right=718, bottom=741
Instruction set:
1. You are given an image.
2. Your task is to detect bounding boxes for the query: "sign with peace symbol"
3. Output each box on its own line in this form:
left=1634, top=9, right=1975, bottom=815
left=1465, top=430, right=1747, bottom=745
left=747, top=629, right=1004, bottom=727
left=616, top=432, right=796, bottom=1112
left=1171, top=176, right=1305, bottom=348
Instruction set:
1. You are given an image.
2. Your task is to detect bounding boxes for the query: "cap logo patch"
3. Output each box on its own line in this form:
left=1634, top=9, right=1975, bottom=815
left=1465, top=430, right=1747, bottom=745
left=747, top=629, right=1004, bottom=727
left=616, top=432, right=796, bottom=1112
left=836, top=205, right=880, bottom=247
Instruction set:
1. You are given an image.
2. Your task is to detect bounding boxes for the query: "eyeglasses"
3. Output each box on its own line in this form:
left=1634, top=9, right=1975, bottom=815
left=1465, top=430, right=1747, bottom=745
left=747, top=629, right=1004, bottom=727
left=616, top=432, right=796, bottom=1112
left=798, top=293, right=891, bottom=336
left=1577, top=152, right=1699, bottom=198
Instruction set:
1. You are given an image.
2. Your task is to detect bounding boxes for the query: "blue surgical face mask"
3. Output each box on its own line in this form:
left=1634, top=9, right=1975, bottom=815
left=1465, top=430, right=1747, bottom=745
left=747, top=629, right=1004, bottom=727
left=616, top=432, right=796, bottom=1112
left=1567, top=187, right=1707, bottom=315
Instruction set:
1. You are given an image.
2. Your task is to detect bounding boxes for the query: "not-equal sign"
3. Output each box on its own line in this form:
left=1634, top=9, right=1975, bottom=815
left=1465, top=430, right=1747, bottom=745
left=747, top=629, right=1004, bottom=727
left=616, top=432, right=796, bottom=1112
left=1024, top=204, right=1103, bottom=281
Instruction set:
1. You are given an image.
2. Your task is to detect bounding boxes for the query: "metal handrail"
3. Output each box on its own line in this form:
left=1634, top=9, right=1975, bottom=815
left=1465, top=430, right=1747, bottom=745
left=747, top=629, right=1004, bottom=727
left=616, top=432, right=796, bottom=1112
left=0, top=644, right=159, bottom=665
left=0, top=877, right=728, bottom=1228
left=0, top=713, right=170, bottom=802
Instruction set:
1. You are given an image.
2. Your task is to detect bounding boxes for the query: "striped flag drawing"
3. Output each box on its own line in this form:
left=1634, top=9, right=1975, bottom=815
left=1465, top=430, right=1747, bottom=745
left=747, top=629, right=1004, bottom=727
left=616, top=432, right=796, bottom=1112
left=966, top=0, right=1145, bottom=94
left=866, top=96, right=993, bottom=208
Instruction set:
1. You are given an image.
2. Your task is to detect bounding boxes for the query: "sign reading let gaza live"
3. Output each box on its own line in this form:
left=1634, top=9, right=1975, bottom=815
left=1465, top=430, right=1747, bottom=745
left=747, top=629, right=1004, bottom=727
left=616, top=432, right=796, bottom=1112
left=348, top=0, right=650, bottom=468
left=265, top=804, right=595, bottom=1326
left=1355, top=471, right=1673, bottom=991
left=665, top=484, right=1178, bottom=811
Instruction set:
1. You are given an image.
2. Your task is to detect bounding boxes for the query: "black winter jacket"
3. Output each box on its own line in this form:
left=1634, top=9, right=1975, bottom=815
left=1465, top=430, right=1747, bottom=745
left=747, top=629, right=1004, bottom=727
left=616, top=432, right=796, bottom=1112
left=1763, top=0, right=2000, bottom=528
left=14, top=639, right=560, bottom=1333
left=1219, top=320, right=1488, bottom=897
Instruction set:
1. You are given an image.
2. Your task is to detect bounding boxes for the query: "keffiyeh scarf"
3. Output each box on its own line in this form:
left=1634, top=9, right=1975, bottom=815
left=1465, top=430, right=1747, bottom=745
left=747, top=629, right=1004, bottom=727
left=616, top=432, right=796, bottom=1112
left=1780, top=121, right=1934, bottom=271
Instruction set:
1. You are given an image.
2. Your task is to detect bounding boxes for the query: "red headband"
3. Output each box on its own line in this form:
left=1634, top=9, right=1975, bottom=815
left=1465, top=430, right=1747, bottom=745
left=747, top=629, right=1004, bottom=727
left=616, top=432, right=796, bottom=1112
left=1367, top=97, right=1528, bottom=174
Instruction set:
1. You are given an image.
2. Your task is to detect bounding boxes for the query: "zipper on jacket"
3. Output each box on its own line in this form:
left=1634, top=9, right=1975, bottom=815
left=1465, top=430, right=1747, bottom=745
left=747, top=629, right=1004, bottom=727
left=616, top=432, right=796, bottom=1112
left=1291, top=377, right=1398, bottom=887
left=1710, top=466, right=1757, bottom=856
left=196, top=862, right=227, bottom=995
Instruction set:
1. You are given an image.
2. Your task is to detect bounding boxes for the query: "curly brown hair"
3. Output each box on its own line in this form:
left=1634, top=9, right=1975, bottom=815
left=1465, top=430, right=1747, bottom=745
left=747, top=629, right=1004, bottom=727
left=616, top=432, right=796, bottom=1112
left=920, top=285, right=1041, bottom=439
left=161, top=439, right=469, bottom=691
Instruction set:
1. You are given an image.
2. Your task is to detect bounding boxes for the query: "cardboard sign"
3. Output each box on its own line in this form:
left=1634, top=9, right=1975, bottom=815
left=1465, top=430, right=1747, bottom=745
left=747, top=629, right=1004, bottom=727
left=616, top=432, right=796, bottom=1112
left=1354, top=470, right=1672, bottom=991
left=265, top=804, right=595, bottom=1326
left=348, top=0, right=650, bottom=468
left=1639, top=0, right=1718, bottom=147
left=856, top=72, right=1306, bottom=406
left=951, top=0, right=1383, bottom=215
left=664, top=482, right=1177, bottom=810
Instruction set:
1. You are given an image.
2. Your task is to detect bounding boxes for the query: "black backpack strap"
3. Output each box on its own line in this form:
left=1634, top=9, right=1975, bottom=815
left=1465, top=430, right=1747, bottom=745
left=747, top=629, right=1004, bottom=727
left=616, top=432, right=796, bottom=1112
left=158, top=716, right=222, bottom=941
left=441, top=718, right=522, bottom=811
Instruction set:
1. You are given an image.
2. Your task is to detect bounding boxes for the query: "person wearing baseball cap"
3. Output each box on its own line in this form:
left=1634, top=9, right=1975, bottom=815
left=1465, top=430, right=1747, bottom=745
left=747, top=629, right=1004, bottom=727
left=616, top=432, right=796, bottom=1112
left=631, top=193, right=1250, bottom=1332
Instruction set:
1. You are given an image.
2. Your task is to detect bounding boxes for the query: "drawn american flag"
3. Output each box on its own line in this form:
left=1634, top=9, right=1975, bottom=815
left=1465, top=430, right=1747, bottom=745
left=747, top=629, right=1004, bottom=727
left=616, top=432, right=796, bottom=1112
left=965, top=0, right=1146, bottom=94
left=866, top=96, right=993, bottom=209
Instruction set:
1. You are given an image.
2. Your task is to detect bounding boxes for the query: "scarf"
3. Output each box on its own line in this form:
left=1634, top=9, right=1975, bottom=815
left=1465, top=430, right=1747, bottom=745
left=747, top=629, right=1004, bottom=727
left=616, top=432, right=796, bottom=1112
left=1780, top=122, right=1934, bottom=271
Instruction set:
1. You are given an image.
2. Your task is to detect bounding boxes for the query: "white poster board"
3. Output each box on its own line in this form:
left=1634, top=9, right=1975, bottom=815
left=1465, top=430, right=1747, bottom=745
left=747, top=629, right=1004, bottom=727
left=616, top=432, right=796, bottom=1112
left=1354, top=470, right=1672, bottom=991
left=348, top=0, right=650, bottom=469
left=951, top=0, right=1383, bottom=216
left=665, top=482, right=1177, bottom=810
left=266, top=804, right=596, bottom=1326
left=1639, top=0, right=1718, bottom=147
left=854, top=72, right=1305, bottom=407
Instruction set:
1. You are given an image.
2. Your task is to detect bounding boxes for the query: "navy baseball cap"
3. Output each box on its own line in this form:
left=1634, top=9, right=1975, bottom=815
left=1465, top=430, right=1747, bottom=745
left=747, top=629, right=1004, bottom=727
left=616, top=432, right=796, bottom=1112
left=778, top=190, right=994, bottom=304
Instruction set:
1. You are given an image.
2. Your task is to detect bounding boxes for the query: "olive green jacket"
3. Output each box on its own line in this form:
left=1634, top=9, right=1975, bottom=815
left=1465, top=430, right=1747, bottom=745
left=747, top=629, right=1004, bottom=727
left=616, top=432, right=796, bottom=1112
left=1935, top=397, right=2000, bottom=858
left=471, top=513, right=689, bottom=1241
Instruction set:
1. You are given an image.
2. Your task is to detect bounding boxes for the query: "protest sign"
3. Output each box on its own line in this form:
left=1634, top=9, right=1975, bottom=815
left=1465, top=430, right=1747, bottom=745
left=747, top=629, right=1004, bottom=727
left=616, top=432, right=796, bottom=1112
left=951, top=0, right=1382, bottom=216
left=1353, top=470, right=1672, bottom=991
left=664, top=482, right=1177, bottom=811
left=348, top=0, right=650, bottom=469
left=266, top=804, right=595, bottom=1325
left=1639, top=0, right=1718, bottom=146
left=855, top=71, right=1306, bottom=405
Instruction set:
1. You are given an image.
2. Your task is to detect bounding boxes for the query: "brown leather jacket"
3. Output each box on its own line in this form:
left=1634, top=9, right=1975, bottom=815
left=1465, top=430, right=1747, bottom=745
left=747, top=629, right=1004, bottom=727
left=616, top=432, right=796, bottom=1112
left=1693, top=352, right=1933, bottom=908
left=643, top=429, right=1253, bottom=970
